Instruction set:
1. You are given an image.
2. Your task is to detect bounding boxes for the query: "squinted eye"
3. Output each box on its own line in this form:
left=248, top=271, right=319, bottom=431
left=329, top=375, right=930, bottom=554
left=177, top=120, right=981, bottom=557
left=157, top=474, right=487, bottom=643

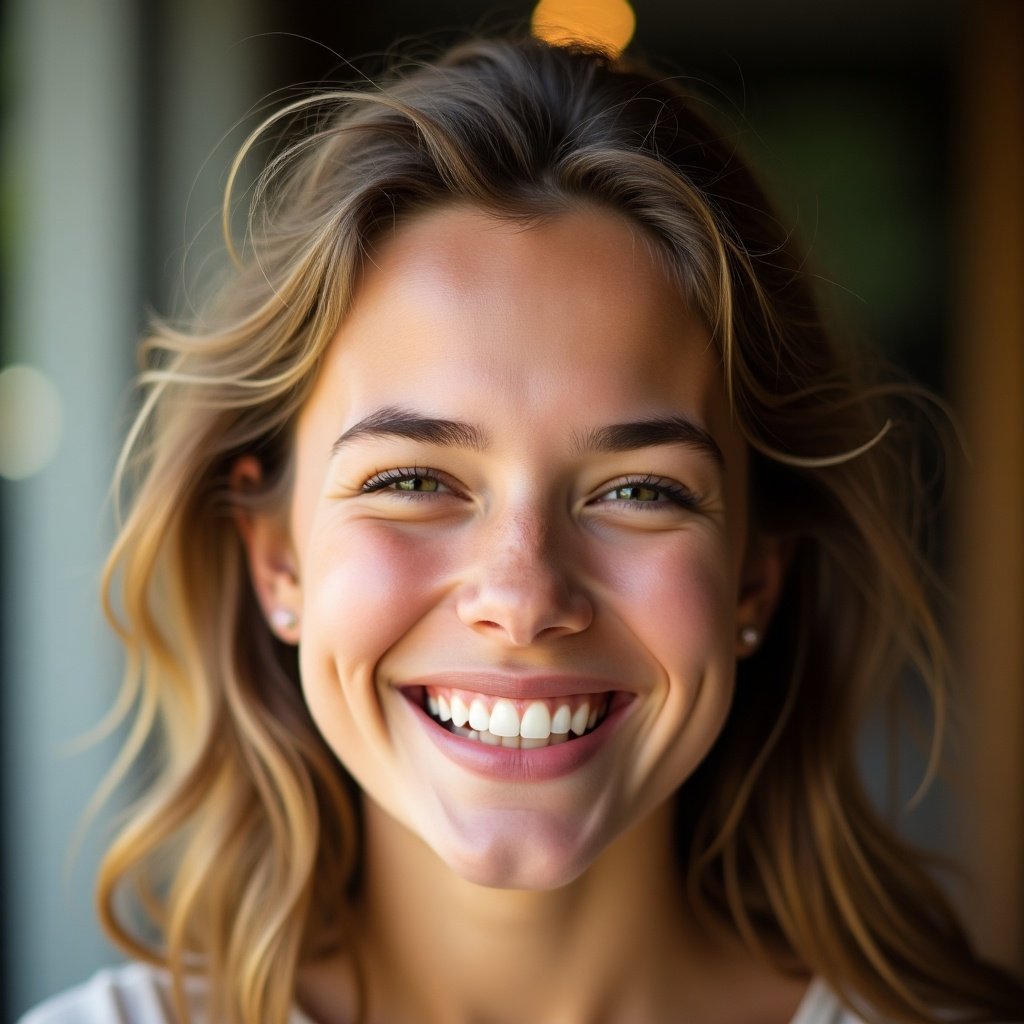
left=394, top=476, right=440, bottom=492
left=608, top=484, right=662, bottom=502
left=361, top=467, right=452, bottom=496
left=596, top=475, right=701, bottom=511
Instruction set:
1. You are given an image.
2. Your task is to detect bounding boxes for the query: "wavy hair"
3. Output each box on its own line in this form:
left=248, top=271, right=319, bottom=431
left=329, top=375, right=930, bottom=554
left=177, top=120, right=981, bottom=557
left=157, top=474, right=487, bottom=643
left=96, top=36, right=1023, bottom=1024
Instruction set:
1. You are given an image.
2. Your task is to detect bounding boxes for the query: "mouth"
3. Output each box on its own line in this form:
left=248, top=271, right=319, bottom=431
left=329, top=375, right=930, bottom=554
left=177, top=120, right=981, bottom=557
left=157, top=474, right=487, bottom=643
left=404, top=684, right=625, bottom=749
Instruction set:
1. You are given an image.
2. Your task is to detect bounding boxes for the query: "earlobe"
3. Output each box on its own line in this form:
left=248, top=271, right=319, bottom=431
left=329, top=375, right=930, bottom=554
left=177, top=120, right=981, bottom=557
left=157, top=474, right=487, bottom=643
left=230, top=456, right=302, bottom=645
left=735, top=532, right=792, bottom=658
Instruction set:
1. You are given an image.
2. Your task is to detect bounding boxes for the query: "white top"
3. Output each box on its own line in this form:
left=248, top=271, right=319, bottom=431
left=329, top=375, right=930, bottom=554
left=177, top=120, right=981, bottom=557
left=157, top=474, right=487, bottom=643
left=18, top=962, right=864, bottom=1024
left=16, top=964, right=313, bottom=1024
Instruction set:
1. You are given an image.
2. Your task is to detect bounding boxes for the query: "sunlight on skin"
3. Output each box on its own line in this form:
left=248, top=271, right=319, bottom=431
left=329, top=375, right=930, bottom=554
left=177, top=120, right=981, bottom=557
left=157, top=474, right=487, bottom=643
left=240, top=205, right=799, bottom=1024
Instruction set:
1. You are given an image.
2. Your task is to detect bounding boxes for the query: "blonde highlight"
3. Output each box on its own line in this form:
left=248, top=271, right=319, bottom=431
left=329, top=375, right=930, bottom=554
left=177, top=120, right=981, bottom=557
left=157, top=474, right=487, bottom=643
left=95, top=36, right=1022, bottom=1024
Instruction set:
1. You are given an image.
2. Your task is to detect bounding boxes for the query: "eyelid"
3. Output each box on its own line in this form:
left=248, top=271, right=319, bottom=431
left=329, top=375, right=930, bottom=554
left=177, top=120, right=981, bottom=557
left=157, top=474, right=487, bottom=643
left=358, top=468, right=700, bottom=510
left=593, top=474, right=702, bottom=510
left=361, top=466, right=461, bottom=496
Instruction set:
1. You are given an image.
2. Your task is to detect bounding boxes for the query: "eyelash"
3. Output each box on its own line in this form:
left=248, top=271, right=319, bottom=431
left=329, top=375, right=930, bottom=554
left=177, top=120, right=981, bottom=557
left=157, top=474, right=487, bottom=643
left=361, top=468, right=700, bottom=510
left=361, top=466, right=454, bottom=497
left=599, top=474, right=702, bottom=511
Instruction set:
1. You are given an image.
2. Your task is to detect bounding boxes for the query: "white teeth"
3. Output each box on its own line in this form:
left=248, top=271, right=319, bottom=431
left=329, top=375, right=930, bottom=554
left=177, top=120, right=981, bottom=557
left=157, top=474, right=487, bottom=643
left=570, top=702, right=590, bottom=736
left=489, top=699, right=520, bottom=738
left=427, top=690, right=611, bottom=748
left=520, top=701, right=552, bottom=740
left=450, top=694, right=470, bottom=727
left=468, top=698, right=490, bottom=732
left=550, top=704, right=572, bottom=734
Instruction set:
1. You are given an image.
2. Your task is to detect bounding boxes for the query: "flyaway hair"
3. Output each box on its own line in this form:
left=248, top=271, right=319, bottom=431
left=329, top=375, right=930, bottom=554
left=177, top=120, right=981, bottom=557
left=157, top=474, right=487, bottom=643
left=97, top=36, right=1023, bottom=1024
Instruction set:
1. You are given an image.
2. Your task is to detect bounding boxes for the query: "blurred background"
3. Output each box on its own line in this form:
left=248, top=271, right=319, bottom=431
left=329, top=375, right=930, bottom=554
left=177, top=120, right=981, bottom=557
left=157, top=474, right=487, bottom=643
left=1, top=0, right=1020, bottom=1018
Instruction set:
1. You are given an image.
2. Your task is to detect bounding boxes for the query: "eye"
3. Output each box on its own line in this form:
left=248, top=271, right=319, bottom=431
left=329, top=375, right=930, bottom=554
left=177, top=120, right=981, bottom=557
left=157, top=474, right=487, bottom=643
left=606, top=483, right=662, bottom=502
left=361, top=467, right=453, bottom=496
left=595, top=475, right=701, bottom=511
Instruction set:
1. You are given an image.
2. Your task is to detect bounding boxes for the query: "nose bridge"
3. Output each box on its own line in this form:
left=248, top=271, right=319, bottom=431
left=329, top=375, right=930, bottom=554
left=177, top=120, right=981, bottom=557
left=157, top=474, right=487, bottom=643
left=481, top=502, right=566, bottom=610
left=458, top=495, right=591, bottom=645
left=492, top=502, right=552, bottom=576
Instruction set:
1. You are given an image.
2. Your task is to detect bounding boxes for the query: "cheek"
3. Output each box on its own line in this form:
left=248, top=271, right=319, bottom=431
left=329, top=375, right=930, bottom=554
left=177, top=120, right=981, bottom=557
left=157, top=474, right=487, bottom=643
left=603, top=532, right=734, bottom=657
left=297, top=520, right=456, bottom=741
left=600, top=533, right=736, bottom=790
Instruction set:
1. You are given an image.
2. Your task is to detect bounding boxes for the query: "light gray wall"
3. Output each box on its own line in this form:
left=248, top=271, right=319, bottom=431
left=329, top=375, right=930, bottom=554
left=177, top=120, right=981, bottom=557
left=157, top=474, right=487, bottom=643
left=2, top=0, right=140, bottom=1017
left=1, top=0, right=263, bottom=1018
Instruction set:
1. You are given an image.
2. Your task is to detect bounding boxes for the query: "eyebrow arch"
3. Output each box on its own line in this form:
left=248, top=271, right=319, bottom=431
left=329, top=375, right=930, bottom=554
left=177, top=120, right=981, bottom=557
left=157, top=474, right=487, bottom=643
left=576, top=417, right=725, bottom=469
left=332, top=405, right=488, bottom=454
left=331, top=406, right=724, bottom=470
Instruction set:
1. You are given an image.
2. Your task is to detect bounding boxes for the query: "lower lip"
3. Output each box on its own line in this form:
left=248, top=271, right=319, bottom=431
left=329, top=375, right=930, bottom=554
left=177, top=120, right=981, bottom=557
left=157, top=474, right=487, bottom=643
left=399, top=691, right=633, bottom=781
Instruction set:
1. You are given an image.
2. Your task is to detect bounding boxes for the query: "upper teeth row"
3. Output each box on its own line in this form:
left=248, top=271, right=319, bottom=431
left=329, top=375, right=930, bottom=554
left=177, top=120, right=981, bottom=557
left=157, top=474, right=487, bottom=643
left=426, top=693, right=601, bottom=740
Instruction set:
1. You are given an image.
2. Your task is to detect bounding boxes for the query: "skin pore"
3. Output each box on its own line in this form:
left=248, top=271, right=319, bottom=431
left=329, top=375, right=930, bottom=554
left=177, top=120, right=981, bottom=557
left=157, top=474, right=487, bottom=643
left=237, top=205, right=805, bottom=1023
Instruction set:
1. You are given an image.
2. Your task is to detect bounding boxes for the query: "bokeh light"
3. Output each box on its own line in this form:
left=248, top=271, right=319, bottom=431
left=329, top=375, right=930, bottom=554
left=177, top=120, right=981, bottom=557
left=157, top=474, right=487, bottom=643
left=531, top=0, right=636, bottom=55
left=0, top=364, right=63, bottom=480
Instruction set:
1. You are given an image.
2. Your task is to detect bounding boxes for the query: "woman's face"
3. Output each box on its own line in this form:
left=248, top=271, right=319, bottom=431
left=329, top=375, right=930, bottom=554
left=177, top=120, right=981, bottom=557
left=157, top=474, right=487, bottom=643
left=248, top=205, right=779, bottom=890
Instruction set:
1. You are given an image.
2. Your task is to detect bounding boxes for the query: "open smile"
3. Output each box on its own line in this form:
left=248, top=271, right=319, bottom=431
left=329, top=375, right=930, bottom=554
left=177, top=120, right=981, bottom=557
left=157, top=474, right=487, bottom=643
left=415, top=685, right=614, bottom=749
left=395, top=676, right=636, bottom=779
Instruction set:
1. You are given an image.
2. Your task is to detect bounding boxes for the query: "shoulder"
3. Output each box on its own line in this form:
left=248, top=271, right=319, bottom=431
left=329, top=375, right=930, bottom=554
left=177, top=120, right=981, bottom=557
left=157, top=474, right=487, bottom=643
left=16, top=964, right=179, bottom=1024
left=790, top=979, right=1023, bottom=1024
left=17, top=964, right=318, bottom=1024
left=790, top=978, right=867, bottom=1024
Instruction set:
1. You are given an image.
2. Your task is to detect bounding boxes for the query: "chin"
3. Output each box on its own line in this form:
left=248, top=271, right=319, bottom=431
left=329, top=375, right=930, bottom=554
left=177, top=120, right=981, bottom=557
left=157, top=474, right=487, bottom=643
left=448, top=849, right=592, bottom=892
left=433, top=813, right=603, bottom=891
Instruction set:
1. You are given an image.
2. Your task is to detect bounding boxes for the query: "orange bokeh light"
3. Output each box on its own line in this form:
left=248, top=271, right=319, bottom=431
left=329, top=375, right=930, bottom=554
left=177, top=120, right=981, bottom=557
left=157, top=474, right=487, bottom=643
left=531, top=0, right=636, bottom=55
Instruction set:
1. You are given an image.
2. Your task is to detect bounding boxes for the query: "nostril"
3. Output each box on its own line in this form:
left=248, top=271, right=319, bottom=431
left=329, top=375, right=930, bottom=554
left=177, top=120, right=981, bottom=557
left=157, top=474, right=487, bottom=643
left=536, top=622, right=578, bottom=640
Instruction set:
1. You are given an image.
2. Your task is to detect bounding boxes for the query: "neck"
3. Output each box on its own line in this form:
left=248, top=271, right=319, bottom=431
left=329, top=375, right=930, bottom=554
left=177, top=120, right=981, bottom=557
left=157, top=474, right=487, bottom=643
left=300, top=797, right=809, bottom=1024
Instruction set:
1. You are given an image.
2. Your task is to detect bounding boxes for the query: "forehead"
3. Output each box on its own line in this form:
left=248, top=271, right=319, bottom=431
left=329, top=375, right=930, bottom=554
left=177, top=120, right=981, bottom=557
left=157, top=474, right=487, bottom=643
left=309, top=204, right=734, bottom=450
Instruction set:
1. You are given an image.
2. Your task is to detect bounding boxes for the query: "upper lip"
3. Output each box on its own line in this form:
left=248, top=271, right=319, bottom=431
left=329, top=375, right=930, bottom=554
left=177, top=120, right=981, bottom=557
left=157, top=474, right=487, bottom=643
left=396, top=671, right=628, bottom=701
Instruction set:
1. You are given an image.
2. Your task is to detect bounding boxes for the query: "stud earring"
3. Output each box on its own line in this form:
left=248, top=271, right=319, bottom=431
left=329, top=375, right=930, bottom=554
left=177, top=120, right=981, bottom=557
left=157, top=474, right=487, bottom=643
left=270, top=607, right=299, bottom=632
left=739, top=625, right=760, bottom=648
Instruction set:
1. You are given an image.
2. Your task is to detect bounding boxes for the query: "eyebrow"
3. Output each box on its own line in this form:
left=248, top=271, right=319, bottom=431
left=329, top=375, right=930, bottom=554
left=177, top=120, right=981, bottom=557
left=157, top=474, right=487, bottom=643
left=574, top=417, right=725, bottom=469
left=331, top=405, right=724, bottom=469
left=332, top=405, right=488, bottom=453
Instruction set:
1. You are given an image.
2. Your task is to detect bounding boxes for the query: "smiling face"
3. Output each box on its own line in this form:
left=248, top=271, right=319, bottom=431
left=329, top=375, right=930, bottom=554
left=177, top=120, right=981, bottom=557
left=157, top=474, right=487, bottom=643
left=240, top=204, right=783, bottom=890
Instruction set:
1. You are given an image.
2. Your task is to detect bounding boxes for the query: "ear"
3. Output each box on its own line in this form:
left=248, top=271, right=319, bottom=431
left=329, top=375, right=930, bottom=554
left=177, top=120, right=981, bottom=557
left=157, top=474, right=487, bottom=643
left=735, top=531, right=792, bottom=658
left=230, top=455, right=302, bottom=645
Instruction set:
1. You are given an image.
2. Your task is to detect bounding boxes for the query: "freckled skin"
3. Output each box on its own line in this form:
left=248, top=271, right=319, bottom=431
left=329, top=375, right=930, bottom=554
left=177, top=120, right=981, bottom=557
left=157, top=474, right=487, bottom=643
left=281, top=205, right=763, bottom=892
left=241, top=204, right=808, bottom=1024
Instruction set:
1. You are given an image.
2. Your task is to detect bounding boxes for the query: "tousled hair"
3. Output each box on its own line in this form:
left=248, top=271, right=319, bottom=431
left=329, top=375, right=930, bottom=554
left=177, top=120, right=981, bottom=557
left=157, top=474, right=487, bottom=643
left=97, top=36, right=1023, bottom=1024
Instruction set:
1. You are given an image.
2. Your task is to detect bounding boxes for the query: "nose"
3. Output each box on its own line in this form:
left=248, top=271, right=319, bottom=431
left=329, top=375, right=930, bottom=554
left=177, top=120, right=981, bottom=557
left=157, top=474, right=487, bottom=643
left=455, top=509, right=593, bottom=646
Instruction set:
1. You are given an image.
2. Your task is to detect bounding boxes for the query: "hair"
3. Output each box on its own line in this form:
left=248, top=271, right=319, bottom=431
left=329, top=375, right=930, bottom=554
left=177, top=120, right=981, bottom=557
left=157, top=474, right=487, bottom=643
left=96, top=34, right=1023, bottom=1024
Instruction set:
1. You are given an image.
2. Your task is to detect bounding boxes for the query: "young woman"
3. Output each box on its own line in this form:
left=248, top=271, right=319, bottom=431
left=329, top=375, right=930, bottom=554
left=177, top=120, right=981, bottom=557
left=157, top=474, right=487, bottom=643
left=21, top=34, right=1024, bottom=1024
